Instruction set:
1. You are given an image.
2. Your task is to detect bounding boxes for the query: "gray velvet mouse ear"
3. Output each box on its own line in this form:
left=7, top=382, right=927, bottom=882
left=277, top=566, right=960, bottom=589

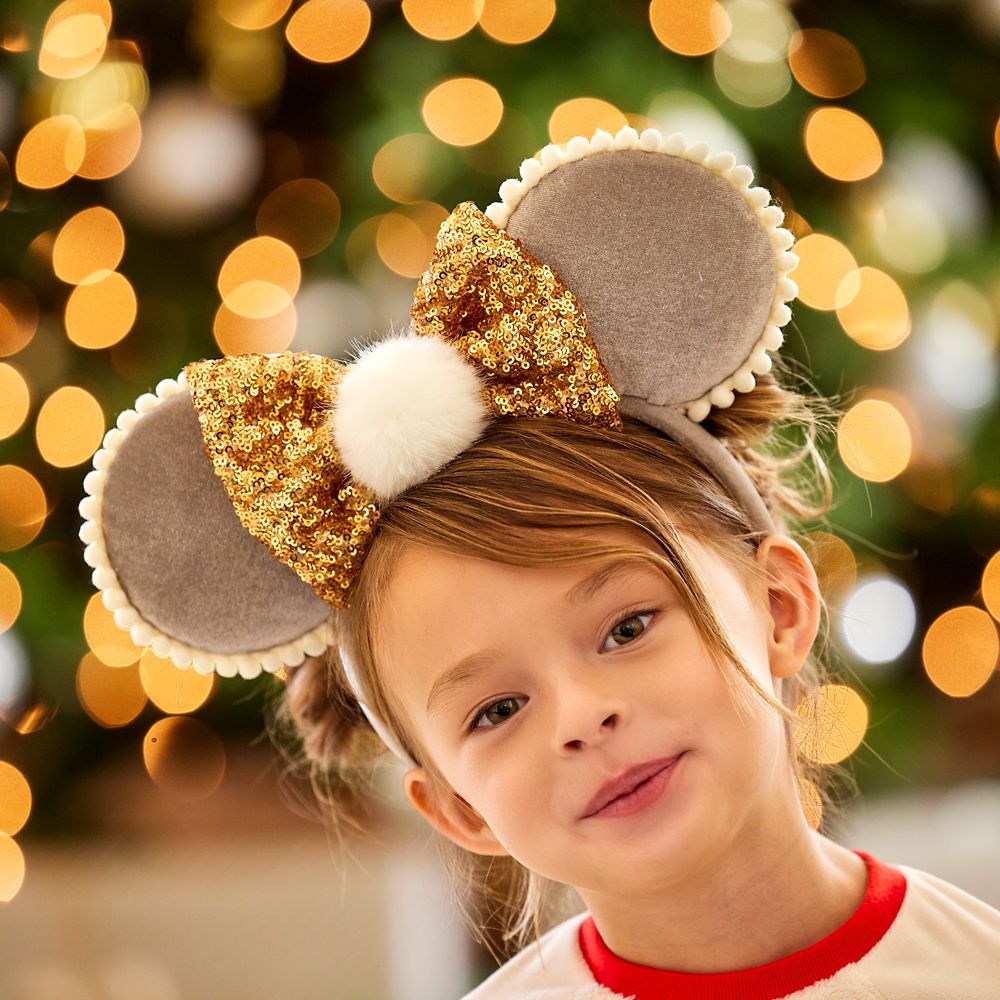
left=78, top=374, right=335, bottom=680
left=484, top=126, right=799, bottom=533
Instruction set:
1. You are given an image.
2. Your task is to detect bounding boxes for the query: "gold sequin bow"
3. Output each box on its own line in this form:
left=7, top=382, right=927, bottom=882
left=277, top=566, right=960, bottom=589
left=185, top=201, right=622, bottom=608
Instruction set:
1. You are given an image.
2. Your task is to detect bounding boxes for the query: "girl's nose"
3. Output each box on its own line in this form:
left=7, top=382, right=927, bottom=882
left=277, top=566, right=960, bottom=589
left=559, top=711, right=620, bottom=753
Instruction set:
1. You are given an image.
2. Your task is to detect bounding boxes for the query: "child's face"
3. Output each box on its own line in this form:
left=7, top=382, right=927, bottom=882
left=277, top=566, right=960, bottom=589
left=378, top=525, right=815, bottom=898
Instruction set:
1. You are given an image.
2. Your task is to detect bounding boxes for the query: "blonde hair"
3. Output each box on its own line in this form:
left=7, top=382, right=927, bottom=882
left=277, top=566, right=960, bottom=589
left=267, top=361, right=851, bottom=959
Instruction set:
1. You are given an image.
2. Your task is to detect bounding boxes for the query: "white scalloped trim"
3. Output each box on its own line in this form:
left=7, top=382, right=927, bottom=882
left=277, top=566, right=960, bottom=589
left=79, top=371, right=336, bottom=681
left=483, top=125, right=798, bottom=424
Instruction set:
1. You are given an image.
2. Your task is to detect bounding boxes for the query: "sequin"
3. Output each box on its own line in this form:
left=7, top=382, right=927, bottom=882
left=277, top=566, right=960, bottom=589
left=411, top=202, right=622, bottom=431
left=185, top=353, right=379, bottom=609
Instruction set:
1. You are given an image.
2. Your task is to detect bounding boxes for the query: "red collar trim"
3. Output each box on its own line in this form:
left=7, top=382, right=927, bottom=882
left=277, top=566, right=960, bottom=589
left=578, top=851, right=906, bottom=1000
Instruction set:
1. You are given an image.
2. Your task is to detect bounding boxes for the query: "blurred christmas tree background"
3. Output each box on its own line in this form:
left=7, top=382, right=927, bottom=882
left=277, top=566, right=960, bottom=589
left=0, top=0, right=999, bottom=992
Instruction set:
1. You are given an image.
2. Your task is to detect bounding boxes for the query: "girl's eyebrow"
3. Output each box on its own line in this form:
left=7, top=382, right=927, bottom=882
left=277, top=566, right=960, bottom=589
left=425, top=559, right=655, bottom=719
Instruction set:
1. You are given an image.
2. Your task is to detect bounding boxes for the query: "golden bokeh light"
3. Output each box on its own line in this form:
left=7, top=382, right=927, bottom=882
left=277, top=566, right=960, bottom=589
left=285, top=0, right=371, bottom=63
left=77, top=652, right=146, bottom=727
left=796, top=776, right=823, bottom=831
left=376, top=202, right=449, bottom=278
left=835, top=266, right=910, bottom=351
left=837, top=398, right=912, bottom=483
left=218, top=0, right=293, bottom=30
left=39, top=0, right=112, bottom=80
left=649, top=0, right=731, bottom=56
left=65, top=271, right=137, bottom=348
left=984, top=551, right=1000, bottom=622
left=795, top=684, right=868, bottom=765
left=143, top=716, right=226, bottom=801
left=804, top=107, right=882, bottom=182
left=372, top=133, right=449, bottom=204
left=256, top=178, right=341, bottom=259
left=787, top=233, right=857, bottom=311
left=345, top=215, right=384, bottom=279
left=0, top=761, right=32, bottom=836
left=53, top=206, right=125, bottom=285
left=77, top=102, right=143, bottom=180
left=213, top=301, right=297, bottom=356
left=10, top=700, right=59, bottom=736
left=50, top=51, right=150, bottom=127
left=900, top=456, right=954, bottom=515
left=422, top=77, right=504, bottom=147
left=139, top=650, right=215, bottom=715
left=208, top=31, right=285, bottom=108
left=713, top=49, right=791, bottom=109
left=15, top=116, right=87, bottom=189
left=218, top=236, right=301, bottom=319
left=923, top=607, right=998, bottom=698
left=548, top=98, right=627, bottom=145
left=0, top=466, right=47, bottom=552
left=0, top=281, right=39, bottom=358
left=402, top=0, right=482, bottom=40
left=0, top=364, right=30, bottom=440
left=35, top=386, right=105, bottom=468
left=0, top=564, right=22, bottom=635
left=803, top=531, right=857, bottom=603
left=478, top=0, right=555, bottom=44
left=787, top=29, right=865, bottom=99
left=0, top=834, right=26, bottom=903
left=83, top=592, right=142, bottom=667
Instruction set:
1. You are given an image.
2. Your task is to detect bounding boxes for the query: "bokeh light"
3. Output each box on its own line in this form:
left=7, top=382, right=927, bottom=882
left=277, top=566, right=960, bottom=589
left=52, top=206, right=126, bottom=285
left=64, top=271, right=138, bottom=348
left=143, top=716, right=226, bottom=801
left=548, top=98, right=627, bottom=145
left=14, top=116, right=87, bottom=189
left=139, top=650, right=215, bottom=715
left=372, top=133, right=451, bottom=204
left=0, top=466, right=47, bottom=552
left=839, top=575, right=917, bottom=664
left=984, top=552, right=1000, bottom=622
left=38, top=0, right=112, bottom=81
left=376, top=203, right=449, bottom=278
left=213, top=301, right=297, bottom=356
left=207, top=30, right=285, bottom=108
left=77, top=102, right=143, bottom=180
left=83, top=592, right=142, bottom=667
left=788, top=233, right=857, bottom=311
left=835, top=267, right=911, bottom=351
left=787, top=29, right=865, bottom=98
left=421, top=78, right=503, bottom=146
left=837, top=398, right=912, bottom=483
left=402, top=0, right=482, bottom=40
left=713, top=48, right=791, bottom=108
left=804, top=107, right=882, bottom=182
left=35, top=386, right=105, bottom=468
left=922, top=607, right=998, bottom=698
left=285, top=0, right=371, bottom=63
left=0, top=281, right=39, bottom=358
left=649, top=0, right=731, bottom=56
left=795, top=684, right=868, bottom=764
left=218, top=236, right=301, bottom=318
left=478, top=0, right=555, bottom=44
left=256, top=179, right=341, bottom=258
left=802, top=531, right=857, bottom=604
left=76, top=651, right=147, bottom=727
left=0, top=564, right=21, bottom=635
left=0, top=761, right=32, bottom=836
left=218, top=0, right=293, bottom=30
left=0, top=834, right=25, bottom=903
left=0, top=364, right=30, bottom=440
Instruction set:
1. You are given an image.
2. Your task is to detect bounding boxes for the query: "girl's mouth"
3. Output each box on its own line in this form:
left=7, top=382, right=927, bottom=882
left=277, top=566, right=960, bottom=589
left=581, top=752, right=686, bottom=820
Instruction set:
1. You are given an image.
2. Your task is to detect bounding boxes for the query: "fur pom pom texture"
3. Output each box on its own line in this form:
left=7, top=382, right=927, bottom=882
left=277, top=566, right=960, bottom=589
left=331, top=334, right=490, bottom=501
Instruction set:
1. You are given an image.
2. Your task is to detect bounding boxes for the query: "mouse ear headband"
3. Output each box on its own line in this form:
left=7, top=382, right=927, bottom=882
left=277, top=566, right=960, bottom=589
left=80, top=126, right=797, bottom=766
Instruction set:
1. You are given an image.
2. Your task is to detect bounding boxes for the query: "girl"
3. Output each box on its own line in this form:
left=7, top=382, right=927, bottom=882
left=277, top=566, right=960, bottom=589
left=82, top=128, right=1000, bottom=998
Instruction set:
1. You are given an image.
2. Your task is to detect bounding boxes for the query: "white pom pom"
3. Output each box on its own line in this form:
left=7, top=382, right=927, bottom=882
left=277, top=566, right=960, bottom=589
left=726, top=164, right=754, bottom=188
left=498, top=178, right=524, bottom=208
left=687, top=399, right=712, bottom=423
left=565, top=135, right=589, bottom=160
left=733, top=368, right=757, bottom=393
left=638, top=128, right=662, bottom=151
left=79, top=521, right=100, bottom=545
left=484, top=202, right=508, bottom=227
left=539, top=144, right=564, bottom=171
left=612, top=126, right=638, bottom=149
left=332, top=335, right=490, bottom=501
left=519, top=157, right=543, bottom=185
left=761, top=205, right=785, bottom=227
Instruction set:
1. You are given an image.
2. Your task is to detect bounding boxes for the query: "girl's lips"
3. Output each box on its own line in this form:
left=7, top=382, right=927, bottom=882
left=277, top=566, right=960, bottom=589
left=581, top=752, right=686, bottom=820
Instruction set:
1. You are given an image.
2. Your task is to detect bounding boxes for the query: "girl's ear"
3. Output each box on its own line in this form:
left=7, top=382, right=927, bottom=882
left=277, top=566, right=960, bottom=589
left=756, top=534, right=822, bottom=680
left=402, top=767, right=510, bottom=857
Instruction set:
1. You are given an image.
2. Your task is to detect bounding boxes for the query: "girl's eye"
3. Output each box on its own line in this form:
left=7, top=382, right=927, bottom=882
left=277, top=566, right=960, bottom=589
left=602, top=611, right=655, bottom=651
left=470, top=696, right=527, bottom=731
